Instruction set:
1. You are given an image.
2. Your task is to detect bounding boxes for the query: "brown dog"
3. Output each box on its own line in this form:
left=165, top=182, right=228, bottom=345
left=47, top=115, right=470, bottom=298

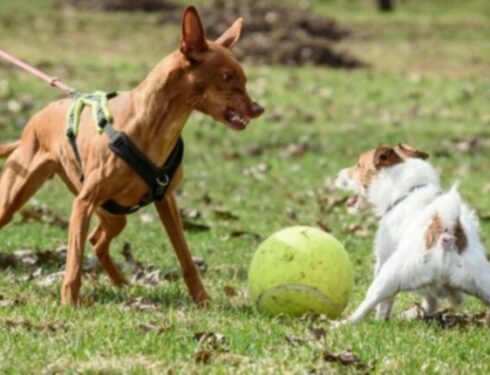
left=0, top=6, right=264, bottom=306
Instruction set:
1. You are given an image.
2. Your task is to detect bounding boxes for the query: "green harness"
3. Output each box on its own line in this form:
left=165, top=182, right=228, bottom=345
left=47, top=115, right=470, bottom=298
left=65, top=91, right=184, bottom=216
left=66, top=91, right=118, bottom=139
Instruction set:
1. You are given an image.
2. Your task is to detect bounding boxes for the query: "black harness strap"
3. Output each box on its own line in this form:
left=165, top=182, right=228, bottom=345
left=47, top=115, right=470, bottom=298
left=103, top=124, right=184, bottom=215
left=66, top=91, right=184, bottom=216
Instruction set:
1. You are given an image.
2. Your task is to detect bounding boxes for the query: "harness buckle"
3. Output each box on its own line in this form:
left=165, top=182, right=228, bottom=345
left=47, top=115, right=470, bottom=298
left=156, top=175, right=169, bottom=187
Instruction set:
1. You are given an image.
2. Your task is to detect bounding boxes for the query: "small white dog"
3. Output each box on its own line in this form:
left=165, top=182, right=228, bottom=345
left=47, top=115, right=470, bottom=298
left=335, top=143, right=490, bottom=324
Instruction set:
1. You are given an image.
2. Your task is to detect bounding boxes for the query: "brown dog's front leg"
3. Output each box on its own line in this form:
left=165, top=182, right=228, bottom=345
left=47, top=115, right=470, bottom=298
left=61, top=196, right=95, bottom=306
left=155, top=193, right=210, bottom=306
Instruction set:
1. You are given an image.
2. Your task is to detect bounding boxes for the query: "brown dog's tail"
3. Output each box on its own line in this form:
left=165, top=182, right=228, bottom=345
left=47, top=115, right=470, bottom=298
left=0, top=140, right=20, bottom=158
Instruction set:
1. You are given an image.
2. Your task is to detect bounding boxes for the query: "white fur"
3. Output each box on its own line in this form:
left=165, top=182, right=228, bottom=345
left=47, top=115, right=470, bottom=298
left=336, top=158, right=490, bottom=324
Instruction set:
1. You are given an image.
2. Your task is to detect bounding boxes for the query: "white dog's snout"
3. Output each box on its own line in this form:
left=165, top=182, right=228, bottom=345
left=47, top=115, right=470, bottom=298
left=335, top=169, right=349, bottom=189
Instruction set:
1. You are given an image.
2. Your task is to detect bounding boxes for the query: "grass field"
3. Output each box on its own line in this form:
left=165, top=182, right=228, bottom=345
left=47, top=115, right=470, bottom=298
left=1, top=0, right=490, bottom=373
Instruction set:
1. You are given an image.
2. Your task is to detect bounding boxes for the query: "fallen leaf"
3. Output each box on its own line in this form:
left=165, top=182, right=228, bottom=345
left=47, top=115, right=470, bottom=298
left=401, top=303, right=426, bottom=320
left=229, top=230, right=262, bottom=241
left=280, top=143, right=308, bottom=159
left=402, top=305, right=490, bottom=329
left=315, top=219, right=332, bottom=233
left=0, top=253, right=18, bottom=269
left=223, top=285, right=237, bottom=297
left=285, top=334, right=306, bottom=346
left=246, top=145, right=264, bottom=157
left=20, top=205, right=68, bottom=229
left=4, top=319, right=67, bottom=333
left=194, top=332, right=228, bottom=351
left=308, top=326, right=327, bottom=340
left=211, top=207, right=239, bottom=221
left=139, top=321, right=169, bottom=335
left=121, top=242, right=144, bottom=273
left=182, top=220, right=210, bottom=232
left=322, top=350, right=373, bottom=372
left=222, top=150, right=242, bottom=160
left=195, top=350, right=213, bottom=364
left=180, top=208, right=202, bottom=220
left=36, top=271, right=64, bottom=287
left=218, top=353, right=245, bottom=366
left=192, top=257, right=207, bottom=273
left=0, top=294, right=23, bottom=307
left=201, top=193, right=212, bottom=205
left=123, top=297, right=160, bottom=312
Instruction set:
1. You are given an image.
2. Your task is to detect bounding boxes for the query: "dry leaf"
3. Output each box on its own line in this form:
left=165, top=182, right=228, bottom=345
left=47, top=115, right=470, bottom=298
left=323, top=350, right=372, bottom=372
left=402, top=305, right=490, bottom=329
left=229, top=230, right=262, bottom=241
left=123, top=297, right=159, bottom=312
left=194, top=332, right=228, bottom=351
left=139, top=321, right=168, bottom=335
left=308, top=326, right=327, bottom=340
left=182, top=220, right=210, bottom=232
left=211, top=207, right=239, bottom=221
left=195, top=350, right=213, bottom=364
left=285, top=334, right=306, bottom=346
left=223, top=285, right=237, bottom=297
left=20, top=205, right=68, bottom=229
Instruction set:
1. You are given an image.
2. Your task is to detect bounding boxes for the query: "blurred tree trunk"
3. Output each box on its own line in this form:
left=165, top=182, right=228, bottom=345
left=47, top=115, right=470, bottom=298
left=378, top=0, right=394, bottom=12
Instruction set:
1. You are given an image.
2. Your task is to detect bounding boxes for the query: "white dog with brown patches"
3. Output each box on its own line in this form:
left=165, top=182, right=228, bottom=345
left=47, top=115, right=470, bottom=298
left=335, top=144, right=490, bottom=324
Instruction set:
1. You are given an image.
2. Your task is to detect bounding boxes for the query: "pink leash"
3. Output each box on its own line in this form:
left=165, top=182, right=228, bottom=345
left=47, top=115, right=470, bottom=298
left=0, top=48, right=76, bottom=95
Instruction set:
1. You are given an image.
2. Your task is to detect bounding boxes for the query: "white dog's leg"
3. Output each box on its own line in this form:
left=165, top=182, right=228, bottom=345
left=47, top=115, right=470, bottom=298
left=348, top=251, right=435, bottom=324
left=347, top=263, right=402, bottom=324
left=421, top=294, right=438, bottom=317
left=375, top=296, right=395, bottom=320
left=373, top=232, right=396, bottom=320
left=447, top=290, right=464, bottom=308
left=459, top=263, right=490, bottom=307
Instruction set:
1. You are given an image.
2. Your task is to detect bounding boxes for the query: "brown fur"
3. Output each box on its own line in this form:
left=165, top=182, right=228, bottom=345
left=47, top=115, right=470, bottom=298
left=425, top=214, right=467, bottom=253
left=425, top=214, right=443, bottom=250
left=0, top=7, right=263, bottom=306
left=0, top=141, right=20, bottom=158
left=454, top=219, right=468, bottom=252
left=346, top=144, right=428, bottom=190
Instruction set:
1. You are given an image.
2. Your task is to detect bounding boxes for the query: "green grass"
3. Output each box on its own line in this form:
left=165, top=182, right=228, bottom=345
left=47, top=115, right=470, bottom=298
left=1, top=0, right=490, bottom=373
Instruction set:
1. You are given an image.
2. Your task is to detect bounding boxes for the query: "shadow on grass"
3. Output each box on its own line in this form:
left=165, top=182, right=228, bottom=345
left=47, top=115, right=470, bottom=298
left=84, top=282, right=194, bottom=309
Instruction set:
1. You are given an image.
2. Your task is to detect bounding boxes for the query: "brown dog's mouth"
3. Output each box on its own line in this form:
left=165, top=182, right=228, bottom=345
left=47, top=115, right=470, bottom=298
left=224, top=107, right=250, bottom=131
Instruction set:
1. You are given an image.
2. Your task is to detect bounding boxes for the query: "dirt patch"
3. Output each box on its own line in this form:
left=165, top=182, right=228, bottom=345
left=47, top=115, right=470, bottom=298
left=57, top=0, right=177, bottom=12
left=58, top=0, right=364, bottom=68
left=170, top=0, right=364, bottom=68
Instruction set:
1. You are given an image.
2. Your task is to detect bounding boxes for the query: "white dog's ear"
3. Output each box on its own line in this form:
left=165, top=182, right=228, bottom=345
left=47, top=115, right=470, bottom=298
left=373, top=145, right=403, bottom=169
left=396, top=143, right=429, bottom=160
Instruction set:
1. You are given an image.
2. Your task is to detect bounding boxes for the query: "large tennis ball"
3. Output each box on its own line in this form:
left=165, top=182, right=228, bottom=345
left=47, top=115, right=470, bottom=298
left=248, top=226, right=353, bottom=318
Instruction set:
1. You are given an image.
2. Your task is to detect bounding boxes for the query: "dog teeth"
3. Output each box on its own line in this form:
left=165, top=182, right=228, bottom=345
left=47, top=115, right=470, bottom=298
left=231, top=114, right=248, bottom=126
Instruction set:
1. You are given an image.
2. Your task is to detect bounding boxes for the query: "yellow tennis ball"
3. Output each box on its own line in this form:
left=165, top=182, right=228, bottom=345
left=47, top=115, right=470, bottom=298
left=248, top=226, right=353, bottom=318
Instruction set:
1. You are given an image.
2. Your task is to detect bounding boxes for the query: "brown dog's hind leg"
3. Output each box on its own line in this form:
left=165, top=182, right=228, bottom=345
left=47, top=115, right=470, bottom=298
left=155, top=193, right=210, bottom=306
left=0, top=143, right=56, bottom=228
left=89, top=212, right=129, bottom=286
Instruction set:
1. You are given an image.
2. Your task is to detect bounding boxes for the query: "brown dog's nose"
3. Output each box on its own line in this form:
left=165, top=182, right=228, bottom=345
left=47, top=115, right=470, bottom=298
left=249, top=102, right=264, bottom=118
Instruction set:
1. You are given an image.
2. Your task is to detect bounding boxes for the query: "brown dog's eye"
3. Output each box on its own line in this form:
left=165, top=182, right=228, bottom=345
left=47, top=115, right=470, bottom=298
left=222, top=73, right=233, bottom=82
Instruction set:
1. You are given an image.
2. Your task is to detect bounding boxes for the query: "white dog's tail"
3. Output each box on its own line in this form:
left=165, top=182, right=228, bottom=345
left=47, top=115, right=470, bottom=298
left=425, top=184, right=467, bottom=252
left=436, top=184, right=462, bottom=224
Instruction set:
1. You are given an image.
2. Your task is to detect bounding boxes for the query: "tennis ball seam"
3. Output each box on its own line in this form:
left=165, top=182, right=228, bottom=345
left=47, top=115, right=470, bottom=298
left=256, top=284, right=345, bottom=311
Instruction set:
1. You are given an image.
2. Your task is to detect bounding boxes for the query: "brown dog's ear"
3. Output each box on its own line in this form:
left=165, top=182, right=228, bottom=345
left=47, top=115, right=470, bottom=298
left=373, top=145, right=403, bottom=169
left=180, top=6, right=208, bottom=59
left=396, top=143, right=429, bottom=160
left=215, top=18, right=243, bottom=50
